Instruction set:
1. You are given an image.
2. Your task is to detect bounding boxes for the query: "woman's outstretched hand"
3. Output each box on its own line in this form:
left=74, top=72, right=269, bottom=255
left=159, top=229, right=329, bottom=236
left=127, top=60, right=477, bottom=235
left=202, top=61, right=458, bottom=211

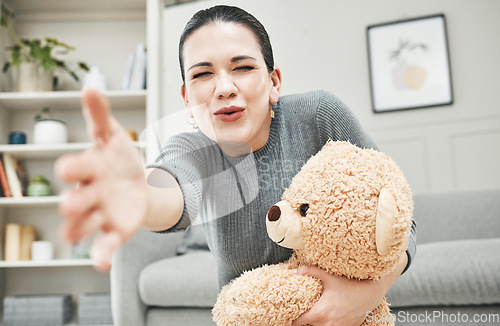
left=55, top=88, right=149, bottom=272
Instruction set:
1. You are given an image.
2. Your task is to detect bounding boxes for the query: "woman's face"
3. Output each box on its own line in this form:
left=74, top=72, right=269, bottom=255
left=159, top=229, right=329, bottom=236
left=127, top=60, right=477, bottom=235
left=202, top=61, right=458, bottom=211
left=181, top=22, right=281, bottom=155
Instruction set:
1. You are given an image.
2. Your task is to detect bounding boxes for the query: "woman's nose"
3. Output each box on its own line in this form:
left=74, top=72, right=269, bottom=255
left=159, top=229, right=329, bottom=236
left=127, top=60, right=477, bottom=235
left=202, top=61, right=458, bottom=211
left=215, top=73, right=237, bottom=98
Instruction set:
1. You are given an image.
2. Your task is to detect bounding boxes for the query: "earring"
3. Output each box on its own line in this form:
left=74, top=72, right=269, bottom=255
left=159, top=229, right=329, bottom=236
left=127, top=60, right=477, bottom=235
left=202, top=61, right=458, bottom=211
left=186, top=112, right=198, bottom=131
left=270, top=104, right=277, bottom=119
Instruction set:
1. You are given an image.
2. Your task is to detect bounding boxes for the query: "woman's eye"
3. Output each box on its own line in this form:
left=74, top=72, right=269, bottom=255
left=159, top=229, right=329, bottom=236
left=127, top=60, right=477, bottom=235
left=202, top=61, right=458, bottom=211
left=234, top=66, right=254, bottom=72
left=299, top=204, right=309, bottom=217
left=192, top=71, right=212, bottom=79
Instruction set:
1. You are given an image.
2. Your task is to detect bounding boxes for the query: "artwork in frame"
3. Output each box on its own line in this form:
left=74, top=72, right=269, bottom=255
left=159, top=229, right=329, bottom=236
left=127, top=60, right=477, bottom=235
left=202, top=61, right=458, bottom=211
left=366, top=14, right=453, bottom=113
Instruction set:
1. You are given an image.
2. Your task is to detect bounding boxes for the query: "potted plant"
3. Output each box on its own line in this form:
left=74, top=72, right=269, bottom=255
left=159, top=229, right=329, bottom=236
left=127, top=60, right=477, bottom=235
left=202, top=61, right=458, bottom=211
left=33, top=106, right=68, bottom=144
left=1, top=4, right=89, bottom=92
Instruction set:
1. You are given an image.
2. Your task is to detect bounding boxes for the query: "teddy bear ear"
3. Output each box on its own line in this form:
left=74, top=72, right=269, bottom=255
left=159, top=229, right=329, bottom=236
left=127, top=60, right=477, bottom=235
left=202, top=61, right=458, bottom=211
left=375, top=188, right=398, bottom=256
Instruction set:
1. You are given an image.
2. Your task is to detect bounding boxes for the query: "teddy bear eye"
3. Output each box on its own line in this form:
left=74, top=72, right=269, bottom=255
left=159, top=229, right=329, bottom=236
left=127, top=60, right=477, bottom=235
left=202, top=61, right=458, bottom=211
left=299, top=204, right=309, bottom=217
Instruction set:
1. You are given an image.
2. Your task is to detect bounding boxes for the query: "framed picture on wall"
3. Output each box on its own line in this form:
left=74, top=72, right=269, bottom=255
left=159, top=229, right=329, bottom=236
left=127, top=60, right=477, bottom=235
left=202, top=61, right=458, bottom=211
left=366, top=14, right=453, bottom=113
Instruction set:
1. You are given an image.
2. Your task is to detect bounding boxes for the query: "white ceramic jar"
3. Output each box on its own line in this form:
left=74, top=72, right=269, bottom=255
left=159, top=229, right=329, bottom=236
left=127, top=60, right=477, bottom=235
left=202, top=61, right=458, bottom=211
left=33, top=119, right=68, bottom=144
left=31, top=241, right=54, bottom=261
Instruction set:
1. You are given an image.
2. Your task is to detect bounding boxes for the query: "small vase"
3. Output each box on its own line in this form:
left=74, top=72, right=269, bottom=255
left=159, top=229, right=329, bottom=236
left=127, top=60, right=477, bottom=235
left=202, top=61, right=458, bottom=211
left=17, top=62, right=38, bottom=92
left=33, top=119, right=68, bottom=144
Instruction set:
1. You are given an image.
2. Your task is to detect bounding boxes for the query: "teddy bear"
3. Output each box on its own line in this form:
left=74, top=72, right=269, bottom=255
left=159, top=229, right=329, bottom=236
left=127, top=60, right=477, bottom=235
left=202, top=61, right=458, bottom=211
left=212, top=141, right=413, bottom=326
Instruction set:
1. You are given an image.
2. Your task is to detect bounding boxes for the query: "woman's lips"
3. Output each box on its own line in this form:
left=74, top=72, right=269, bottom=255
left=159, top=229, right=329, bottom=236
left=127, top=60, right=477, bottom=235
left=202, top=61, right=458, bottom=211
left=214, top=106, right=245, bottom=122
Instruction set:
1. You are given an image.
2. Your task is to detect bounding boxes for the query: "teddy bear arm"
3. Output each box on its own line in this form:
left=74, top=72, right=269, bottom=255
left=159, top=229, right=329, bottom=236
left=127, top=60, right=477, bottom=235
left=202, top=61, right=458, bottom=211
left=213, top=263, right=322, bottom=326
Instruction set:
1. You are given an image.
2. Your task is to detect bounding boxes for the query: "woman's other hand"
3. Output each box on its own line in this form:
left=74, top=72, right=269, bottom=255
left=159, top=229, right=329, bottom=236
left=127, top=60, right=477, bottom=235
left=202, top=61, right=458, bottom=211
left=292, top=253, right=407, bottom=326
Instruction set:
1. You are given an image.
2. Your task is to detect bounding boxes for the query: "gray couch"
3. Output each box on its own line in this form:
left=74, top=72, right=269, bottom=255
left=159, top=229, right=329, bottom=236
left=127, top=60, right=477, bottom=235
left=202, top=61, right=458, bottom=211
left=111, top=188, right=500, bottom=326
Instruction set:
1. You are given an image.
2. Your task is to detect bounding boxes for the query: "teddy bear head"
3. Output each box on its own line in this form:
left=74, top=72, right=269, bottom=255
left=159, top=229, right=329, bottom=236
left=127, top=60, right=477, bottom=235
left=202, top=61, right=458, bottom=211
left=266, top=141, right=413, bottom=280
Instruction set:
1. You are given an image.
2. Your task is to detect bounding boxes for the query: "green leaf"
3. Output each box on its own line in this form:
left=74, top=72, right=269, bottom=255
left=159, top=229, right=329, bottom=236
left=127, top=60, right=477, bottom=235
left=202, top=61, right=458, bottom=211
left=1, top=4, right=15, bottom=26
left=2, top=61, right=11, bottom=73
left=31, top=175, right=50, bottom=184
left=11, top=49, right=22, bottom=66
left=44, top=37, right=75, bottom=51
left=1, top=14, right=7, bottom=27
left=78, top=62, right=90, bottom=71
left=70, top=71, right=79, bottom=82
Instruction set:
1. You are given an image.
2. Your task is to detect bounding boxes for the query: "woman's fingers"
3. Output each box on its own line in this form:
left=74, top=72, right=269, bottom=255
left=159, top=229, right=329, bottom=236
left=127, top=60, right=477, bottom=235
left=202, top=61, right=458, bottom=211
left=61, top=209, right=104, bottom=243
left=91, top=231, right=122, bottom=272
left=55, top=150, right=97, bottom=184
left=81, top=87, right=114, bottom=143
left=59, top=184, right=100, bottom=222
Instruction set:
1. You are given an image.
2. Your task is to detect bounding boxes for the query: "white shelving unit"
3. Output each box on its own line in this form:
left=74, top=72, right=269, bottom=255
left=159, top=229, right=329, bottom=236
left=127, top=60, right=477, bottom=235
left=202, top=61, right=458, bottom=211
left=0, top=0, right=163, bottom=324
left=0, top=195, right=62, bottom=207
left=0, top=259, right=94, bottom=268
left=0, top=90, right=146, bottom=111
left=0, top=141, right=146, bottom=159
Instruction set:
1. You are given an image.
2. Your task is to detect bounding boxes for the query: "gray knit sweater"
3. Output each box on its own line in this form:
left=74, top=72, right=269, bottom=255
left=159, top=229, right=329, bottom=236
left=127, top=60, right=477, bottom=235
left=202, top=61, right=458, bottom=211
left=150, top=90, right=417, bottom=287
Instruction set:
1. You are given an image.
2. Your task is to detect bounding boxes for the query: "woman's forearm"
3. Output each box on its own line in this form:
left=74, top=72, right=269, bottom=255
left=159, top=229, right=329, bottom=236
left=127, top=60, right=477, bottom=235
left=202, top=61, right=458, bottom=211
left=143, top=168, right=184, bottom=232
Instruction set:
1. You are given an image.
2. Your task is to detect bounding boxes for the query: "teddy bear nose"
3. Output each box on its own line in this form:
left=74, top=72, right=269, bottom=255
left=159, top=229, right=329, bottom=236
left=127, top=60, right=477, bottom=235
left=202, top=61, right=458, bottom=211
left=268, top=205, right=281, bottom=222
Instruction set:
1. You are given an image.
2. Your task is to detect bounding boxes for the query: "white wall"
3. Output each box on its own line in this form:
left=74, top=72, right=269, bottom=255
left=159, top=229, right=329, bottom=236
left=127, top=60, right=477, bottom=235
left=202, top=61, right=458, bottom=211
left=161, top=0, right=500, bottom=194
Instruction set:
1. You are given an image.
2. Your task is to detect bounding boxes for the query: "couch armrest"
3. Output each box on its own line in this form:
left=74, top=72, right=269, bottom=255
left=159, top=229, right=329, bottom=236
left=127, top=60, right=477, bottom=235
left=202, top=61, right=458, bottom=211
left=111, top=229, right=183, bottom=326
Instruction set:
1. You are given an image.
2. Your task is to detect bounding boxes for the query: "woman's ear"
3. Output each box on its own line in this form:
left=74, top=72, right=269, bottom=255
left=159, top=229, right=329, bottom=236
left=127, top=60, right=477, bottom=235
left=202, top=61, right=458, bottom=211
left=181, top=83, right=189, bottom=107
left=269, top=66, right=282, bottom=104
left=181, top=85, right=195, bottom=119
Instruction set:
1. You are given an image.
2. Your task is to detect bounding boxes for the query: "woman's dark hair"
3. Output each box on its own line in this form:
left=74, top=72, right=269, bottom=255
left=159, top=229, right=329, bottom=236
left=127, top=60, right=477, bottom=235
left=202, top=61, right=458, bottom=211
left=179, top=5, right=275, bottom=83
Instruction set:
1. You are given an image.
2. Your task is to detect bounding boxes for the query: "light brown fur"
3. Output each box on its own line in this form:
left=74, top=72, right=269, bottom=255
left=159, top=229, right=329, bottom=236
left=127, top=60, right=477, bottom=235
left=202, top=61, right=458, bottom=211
left=213, top=141, right=413, bottom=325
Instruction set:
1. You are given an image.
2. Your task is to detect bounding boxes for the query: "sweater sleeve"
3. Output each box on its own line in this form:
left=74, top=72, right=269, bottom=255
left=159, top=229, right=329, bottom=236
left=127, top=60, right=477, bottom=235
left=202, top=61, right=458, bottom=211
left=314, top=90, right=416, bottom=273
left=403, top=219, right=417, bottom=274
left=146, top=132, right=205, bottom=233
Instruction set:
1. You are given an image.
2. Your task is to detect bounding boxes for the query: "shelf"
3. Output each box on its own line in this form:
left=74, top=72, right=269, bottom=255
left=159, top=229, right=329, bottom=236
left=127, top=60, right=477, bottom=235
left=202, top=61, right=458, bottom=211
left=0, top=90, right=147, bottom=111
left=0, top=196, right=61, bottom=207
left=0, top=143, right=91, bottom=158
left=0, top=259, right=95, bottom=268
left=8, top=0, right=145, bottom=13
left=0, top=141, right=146, bottom=159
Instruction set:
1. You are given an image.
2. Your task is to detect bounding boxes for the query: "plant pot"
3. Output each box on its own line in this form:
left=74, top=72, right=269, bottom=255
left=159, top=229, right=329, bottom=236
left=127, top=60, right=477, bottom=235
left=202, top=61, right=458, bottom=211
left=37, top=68, right=54, bottom=91
left=16, top=63, right=54, bottom=92
left=33, top=119, right=68, bottom=144
left=27, top=181, right=52, bottom=196
left=17, top=62, right=38, bottom=92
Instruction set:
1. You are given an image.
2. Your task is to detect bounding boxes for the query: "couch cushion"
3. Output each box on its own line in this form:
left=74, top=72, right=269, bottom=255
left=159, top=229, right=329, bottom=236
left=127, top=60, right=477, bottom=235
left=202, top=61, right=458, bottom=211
left=387, top=238, right=500, bottom=307
left=139, top=251, right=218, bottom=308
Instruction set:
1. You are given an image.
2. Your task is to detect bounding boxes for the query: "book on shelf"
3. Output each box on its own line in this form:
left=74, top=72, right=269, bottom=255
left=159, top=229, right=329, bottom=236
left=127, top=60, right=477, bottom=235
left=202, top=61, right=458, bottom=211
left=16, top=157, right=29, bottom=196
left=0, top=153, right=28, bottom=198
left=0, top=173, right=4, bottom=197
left=5, top=223, right=21, bottom=261
left=3, top=153, right=23, bottom=197
left=121, top=52, right=135, bottom=90
left=0, top=153, right=12, bottom=197
left=20, top=225, right=36, bottom=260
left=4, top=223, right=36, bottom=261
left=122, top=43, right=147, bottom=91
left=0, top=221, right=3, bottom=260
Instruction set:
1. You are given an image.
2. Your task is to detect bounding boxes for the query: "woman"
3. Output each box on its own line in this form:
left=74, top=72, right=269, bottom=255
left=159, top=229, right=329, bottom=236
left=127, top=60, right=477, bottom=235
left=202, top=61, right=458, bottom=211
left=57, top=5, right=416, bottom=325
